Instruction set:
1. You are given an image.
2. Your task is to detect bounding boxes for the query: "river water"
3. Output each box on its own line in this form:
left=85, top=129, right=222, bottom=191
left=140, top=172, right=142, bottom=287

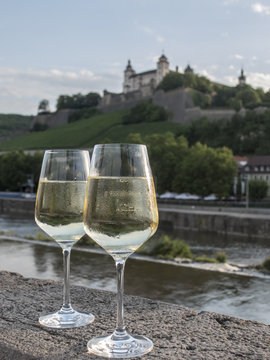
left=0, top=214, right=270, bottom=325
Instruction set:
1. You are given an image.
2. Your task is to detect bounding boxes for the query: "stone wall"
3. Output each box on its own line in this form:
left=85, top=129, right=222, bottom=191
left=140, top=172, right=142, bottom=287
left=31, top=109, right=77, bottom=130
left=99, top=88, right=245, bottom=124
left=1, top=198, right=270, bottom=239
left=158, top=204, right=270, bottom=239
left=0, top=198, right=35, bottom=216
left=0, top=271, right=269, bottom=359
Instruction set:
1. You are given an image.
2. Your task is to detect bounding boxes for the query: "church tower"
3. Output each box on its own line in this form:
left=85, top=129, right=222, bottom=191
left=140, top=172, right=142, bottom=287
left=156, top=53, right=169, bottom=84
left=123, top=60, right=135, bottom=93
left=238, top=68, right=246, bottom=86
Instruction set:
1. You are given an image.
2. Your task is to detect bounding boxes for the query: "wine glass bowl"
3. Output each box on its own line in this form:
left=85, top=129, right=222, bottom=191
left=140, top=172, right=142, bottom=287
left=35, top=149, right=95, bottom=328
left=83, top=144, right=158, bottom=358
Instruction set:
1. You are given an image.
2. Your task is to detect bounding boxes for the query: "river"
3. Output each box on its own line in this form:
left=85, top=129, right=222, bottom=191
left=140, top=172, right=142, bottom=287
left=0, top=214, right=270, bottom=325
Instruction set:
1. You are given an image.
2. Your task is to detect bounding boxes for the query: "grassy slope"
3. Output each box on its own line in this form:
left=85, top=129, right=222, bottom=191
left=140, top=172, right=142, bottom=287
left=0, top=114, right=33, bottom=136
left=0, top=110, right=183, bottom=150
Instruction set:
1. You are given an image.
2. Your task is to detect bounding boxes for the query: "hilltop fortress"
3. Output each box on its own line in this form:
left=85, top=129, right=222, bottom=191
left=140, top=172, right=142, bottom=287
left=99, top=53, right=246, bottom=123
left=32, top=54, right=248, bottom=130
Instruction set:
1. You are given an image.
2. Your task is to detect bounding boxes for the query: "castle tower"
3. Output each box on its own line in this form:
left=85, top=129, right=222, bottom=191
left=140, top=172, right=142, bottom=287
left=156, top=53, right=169, bottom=84
left=184, top=64, right=194, bottom=74
left=238, top=68, right=246, bottom=86
left=123, top=60, right=135, bottom=93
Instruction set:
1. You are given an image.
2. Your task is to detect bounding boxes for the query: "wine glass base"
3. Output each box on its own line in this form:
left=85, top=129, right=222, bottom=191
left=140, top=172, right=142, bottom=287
left=87, top=332, right=153, bottom=358
left=39, top=309, right=94, bottom=329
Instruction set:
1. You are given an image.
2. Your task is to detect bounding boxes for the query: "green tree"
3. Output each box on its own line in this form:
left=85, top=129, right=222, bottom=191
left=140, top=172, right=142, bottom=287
left=38, top=99, right=50, bottom=114
left=195, top=75, right=213, bottom=94
left=248, top=179, right=268, bottom=200
left=235, top=85, right=261, bottom=108
left=0, top=151, right=43, bottom=191
left=157, top=72, right=184, bottom=92
left=123, top=101, right=168, bottom=124
left=145, top=132, right=188, bottom=193
left=172, top=143, right=236, bottom=197
left=228, top=98, right=243, bottom=111
left=263, top=91, right=270, bottom=104
left=56, top=92, right=100, bottom=110
left=125, top=133, right=144, bottom=144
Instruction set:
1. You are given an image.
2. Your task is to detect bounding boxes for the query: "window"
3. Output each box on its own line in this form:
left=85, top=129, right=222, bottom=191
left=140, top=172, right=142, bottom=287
left=254, top=166, right=258, bottom=172
left=260, top=166, right=264, bottom=172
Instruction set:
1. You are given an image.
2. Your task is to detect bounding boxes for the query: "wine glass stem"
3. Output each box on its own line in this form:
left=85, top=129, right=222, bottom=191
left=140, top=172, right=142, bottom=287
left=114, top=259, right=127, bottom=337
left=61, top=247, right=73, bottom=313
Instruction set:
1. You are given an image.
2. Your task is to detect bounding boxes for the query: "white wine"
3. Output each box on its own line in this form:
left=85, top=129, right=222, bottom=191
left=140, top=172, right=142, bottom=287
left=83, top=176, right=159, bottom=260
left=35, top=180, right=86, bottom=247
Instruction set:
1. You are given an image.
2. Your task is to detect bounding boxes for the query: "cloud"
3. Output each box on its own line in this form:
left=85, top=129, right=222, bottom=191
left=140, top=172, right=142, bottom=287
left=234, top=54, right=244, bottom=60
left=251, top=3, right=270, bottom=15
left=222, top=72, right=270, bottom=90
left=0, top=67, right=122, bottom=114
left=229, top=65, right=235, bottom=70
left=247, top=72, right=270, bottom=90
left=156, top=36, right=165, bottom=43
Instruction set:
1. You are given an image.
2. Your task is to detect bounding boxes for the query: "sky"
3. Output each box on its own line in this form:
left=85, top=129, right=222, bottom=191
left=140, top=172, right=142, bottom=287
left=0, top=0, right=270, bottom=115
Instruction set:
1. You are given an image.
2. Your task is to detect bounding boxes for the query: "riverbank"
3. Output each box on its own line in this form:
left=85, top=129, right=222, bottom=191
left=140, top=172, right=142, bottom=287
left=0, top=271, right=269, bottom=359
left=2, top=196, right=270, bottom=238
left=1, top=234, right=268, bottom=280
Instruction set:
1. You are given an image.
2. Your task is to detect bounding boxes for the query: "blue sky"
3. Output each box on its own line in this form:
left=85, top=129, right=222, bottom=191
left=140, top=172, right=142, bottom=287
left=0, top=0, right=270, bottom=114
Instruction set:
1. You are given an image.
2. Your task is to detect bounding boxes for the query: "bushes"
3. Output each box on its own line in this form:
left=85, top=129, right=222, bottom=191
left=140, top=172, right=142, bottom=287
left=68, top=107, right=99, bottom=123
left=262, top=257, right=270, bottom=271
left=0, top=151, right=43, bottom=191
left=248, top=179, right=268, bottom=200
left=123, top=101, right=169, bottom=124
left=138, top=235, right=192, bottom=259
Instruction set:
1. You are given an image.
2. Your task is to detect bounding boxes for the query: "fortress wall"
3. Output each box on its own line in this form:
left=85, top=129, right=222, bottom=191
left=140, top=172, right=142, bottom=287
left=200, top=109, right=236, bottom=121
left=31, top=109, right=77, bottom=129
left=153, top=88, right=187, bottom=123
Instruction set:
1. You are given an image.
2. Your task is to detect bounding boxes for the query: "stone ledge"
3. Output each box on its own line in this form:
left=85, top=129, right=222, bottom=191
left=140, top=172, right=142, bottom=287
left=0, top=271, right=269, bottom=359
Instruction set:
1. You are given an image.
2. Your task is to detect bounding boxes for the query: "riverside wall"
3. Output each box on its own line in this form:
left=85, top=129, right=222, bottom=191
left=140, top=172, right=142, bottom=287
left=158, top=204, right=270, bottom=239
left=1, top=197, right=270, bottom=239
left=0, top=197, right=35, bottom=216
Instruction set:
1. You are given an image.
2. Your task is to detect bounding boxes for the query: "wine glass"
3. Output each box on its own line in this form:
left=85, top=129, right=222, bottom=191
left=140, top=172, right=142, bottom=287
left=35, top=149, right=95, bottom=328
left=83, top=144, right=159, bottom=358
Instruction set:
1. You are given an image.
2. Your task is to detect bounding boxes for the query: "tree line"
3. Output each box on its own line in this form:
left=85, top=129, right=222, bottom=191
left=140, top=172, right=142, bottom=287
left=157, top=72, right=270, bottom=110
left=179, top=109, right=270, bottom=156
left=126, top=132, right=237, bottom=197
left=0, top=146, right=267, bottom=200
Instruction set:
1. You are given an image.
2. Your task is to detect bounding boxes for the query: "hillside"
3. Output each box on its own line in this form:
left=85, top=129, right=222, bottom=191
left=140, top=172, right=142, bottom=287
left=0, top=114, right=33, bottom=137
left=0, top=110, right=182, bottom=151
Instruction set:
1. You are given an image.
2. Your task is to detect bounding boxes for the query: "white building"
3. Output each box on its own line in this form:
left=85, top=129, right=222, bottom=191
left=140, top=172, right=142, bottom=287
left=123, top=54, right=170, bottom=93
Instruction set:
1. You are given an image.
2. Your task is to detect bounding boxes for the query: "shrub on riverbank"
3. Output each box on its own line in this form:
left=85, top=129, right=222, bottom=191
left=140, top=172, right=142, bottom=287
left=138, top=235, right=192, bottom=260
left=262, top=257, right=270, bottom=271
left=195, top=251, right=227, bottom=264
left=216, top=251, right=227, bottom=263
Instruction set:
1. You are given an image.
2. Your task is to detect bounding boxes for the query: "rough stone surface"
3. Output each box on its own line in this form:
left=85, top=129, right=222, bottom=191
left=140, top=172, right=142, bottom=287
left=0, top=271, right=269, bottom=359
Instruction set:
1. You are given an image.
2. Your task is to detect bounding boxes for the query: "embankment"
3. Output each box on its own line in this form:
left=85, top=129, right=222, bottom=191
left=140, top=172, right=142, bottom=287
left=1, top=197, right=270, bottom=239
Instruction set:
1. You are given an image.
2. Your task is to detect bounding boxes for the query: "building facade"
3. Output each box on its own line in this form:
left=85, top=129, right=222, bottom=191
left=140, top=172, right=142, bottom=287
left=243, top=156, right=270, bottom=196
left=123, top=54, right=170, bottom=93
